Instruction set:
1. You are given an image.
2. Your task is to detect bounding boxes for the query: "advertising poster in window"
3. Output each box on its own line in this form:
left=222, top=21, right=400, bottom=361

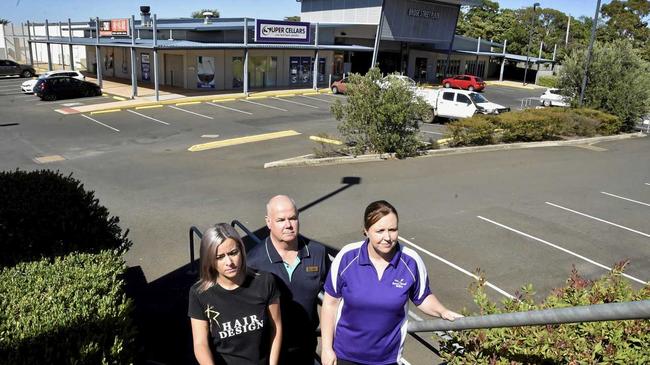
left=300, top=56, right=311, bottom=84
left=140, top=53, right=150, bottom=82
left=197, top=56, right=216, bottom=88
left=289, top=56, right=299, bottom=84
left=318, top=58, right=326, bottom=82
left=232, top=57, right=243, bottom=88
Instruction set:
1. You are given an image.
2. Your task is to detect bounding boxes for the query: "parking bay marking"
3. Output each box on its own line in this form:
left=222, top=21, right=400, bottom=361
left=477, top=216, right=647, bottom=285
left=398, top=236, right=515, bottom=299
left=271, top=97, right=319, bottom=109
left=126, top=109, right=170, bottom=125
left=205, top=102, right=253, bottom=115
left=240, top=99, right=288, bottom=112
left=299, top=95, right=333, bottom=104
left=168, top=105, right=214, bottom=119
left=601, top=191, right=650, bottom=207
left=188, top=130, right=301, bottom=152
left=546, top=202, right=650, bottom=238
left=80, top=114, right=120, bottom=132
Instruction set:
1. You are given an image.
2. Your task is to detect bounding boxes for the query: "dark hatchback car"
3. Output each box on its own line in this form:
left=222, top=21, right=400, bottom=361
left=0, top=59, right=35, bottom=77
left=34, top=76, right=102, bottom=101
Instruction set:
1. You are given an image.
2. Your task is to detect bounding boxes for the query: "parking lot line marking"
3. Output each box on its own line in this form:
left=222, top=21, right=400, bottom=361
left=201, top=134, right=220, bottom=138
left=299, top=95, right=333, bottom=103
left=546, top=202, right=650, bottom=238
left=271, top=97, right=319, bottom=109
left=0, top=86, right=18, bottom=91
left=15, top=94, right=35, bottom=98
left=112, top=96, right=127, bottom=101
left=477, top=216, right=647, bottom=285
left=169, top=105, right=214, bottom=119
left=176, top=101, right=201, bottom=106
left=420, top=130, right=444, bottom=135
left=601, top=192, right=650, bottom=207
left=135, top=104, right=163, bottom=110
left=645, top=183, right=650, bottom=186
left=240, top=99, right=288, bottom=112
left=309, top=135, right=342, bottom=145
left=33, top=155, right=66, bottom=164
left=206, top=102, right=253, bottom=115
left=81, top=114, right=120, bottom=132
left=127, top=109, right=170, bottom=125
left=188, top=130, right=301, bottom=152
left=212, top=98, right=237, bottom=102
left=90, top=109, right=121, bottom=115
left=398, top=236, right=515, bottom=299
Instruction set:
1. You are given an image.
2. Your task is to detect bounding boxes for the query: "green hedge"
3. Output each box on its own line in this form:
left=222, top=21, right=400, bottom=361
left=446, top=108, right=622, bottom=147
left=537, top=76, right=558, bottom=88
left=440, top=263, right=650, bottom=364
left=0, top=169, right=131, bottom=267
left=0, top=250, right=136, bottom=364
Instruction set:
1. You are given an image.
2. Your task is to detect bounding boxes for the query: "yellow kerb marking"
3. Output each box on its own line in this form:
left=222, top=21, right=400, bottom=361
left=188, top=130, right=301, bottom=152
left=309, top=135, right=343, bottom=145
left=90, top=109, right=121, bottom=115
left=276, top=93, right=296, bottom=97
left=212, top=98, right=237, bottom=102
left=436, top=138, right=451, bottom=145
left=112, top=96, right=127, bottom=101
left=176, top=101, right=201, bottom=106
left=302, top=92, right=319, bottom=95
left=246, top=96, right=267, bottom=100
left=33, top=155, right=65, bottom=164
left=135, top=104, right=164, bottom=110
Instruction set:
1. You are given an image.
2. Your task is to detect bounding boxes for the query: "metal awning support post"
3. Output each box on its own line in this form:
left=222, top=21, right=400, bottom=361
left=552, top=43, right=557, bottom=62
left=371, top=0, right=386, bottom=69
left=499, top=39, right=507, bottom=81
left=32, top=22, right=39, bottom=67
left=444, top=5, right=461, bottom=78
left=153, top=14, right=159, bottom=102
left=95, top=17, right=102, bottom=88
left=313, top=23, right=319, bottom=90
left=68, top=19, right=74, bottom=70
left=243, top=17, right=249, bottom=96
left=59, top=22, right=65, bottom=69
left=45, top=19, right=52, bottom=71
left=26, top=21, right=34, bottom=65
left=536, top=40, right=543, bottom=73
left=475, top=36, right=481, bottom=75
left=407, top=300, right=650, bottom=333
left=130, top=15, right=137, bottom=98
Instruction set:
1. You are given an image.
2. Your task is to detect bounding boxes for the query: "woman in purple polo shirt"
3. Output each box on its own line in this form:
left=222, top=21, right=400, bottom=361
left=321, top=200, right=462, bottom=365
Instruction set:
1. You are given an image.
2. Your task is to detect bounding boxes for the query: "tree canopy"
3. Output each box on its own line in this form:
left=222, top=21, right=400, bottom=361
left=191, top=9, right=220, bottom=19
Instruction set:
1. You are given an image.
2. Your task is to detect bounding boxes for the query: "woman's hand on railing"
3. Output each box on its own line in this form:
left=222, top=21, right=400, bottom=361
left=440, top=309, right=464, bottom=322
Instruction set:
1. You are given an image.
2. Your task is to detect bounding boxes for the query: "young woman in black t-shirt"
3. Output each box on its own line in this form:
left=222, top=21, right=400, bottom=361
left=189, top=223, right=282, bottom=365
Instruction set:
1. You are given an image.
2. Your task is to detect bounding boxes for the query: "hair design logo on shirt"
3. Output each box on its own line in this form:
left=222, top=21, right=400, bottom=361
left=392, top=278, right=407, bottom=289
left=205, top=305, right=221, bottom=329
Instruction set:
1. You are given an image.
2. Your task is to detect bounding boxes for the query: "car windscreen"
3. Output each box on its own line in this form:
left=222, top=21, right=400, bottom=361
left=476, top=77, right=484, bottom=82
left=469, top=93, right=488, bottom=104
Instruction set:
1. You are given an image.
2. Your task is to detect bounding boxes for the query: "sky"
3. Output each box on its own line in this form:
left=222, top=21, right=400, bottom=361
left=3, top=0, right=607, bottom=24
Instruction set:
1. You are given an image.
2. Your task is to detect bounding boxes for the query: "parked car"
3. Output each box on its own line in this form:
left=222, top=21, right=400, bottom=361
left=0, top=59, right=36, bottom=78
left=441, top=74, right=485, bottom=91
left=21, top=70, right=85, bottom=93
left=330, top=77, right=348, bottom=94
left=35, top=76, right=102, bottom=101
left=539, top=88, right=570, bottom=107
left=378, top=74, right=417, bottom=90
left=415, top=88, right=509, bottom=122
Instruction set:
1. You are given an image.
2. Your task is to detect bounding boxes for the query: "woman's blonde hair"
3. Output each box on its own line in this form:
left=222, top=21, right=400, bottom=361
left=197, top=223, right=247, bottom=292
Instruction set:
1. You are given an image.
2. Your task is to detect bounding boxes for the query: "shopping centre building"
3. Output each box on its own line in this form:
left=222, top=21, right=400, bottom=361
left=2, top=0, right=553, bottom=99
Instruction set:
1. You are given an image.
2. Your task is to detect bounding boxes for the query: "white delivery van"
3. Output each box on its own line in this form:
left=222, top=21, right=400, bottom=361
left=415, top=88, right=510, bottom=122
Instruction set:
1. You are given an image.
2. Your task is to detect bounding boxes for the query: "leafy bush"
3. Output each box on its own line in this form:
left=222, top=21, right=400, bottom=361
left=447, top=117, right=496, bottom=147
left=332, top=68, right=429, bottom=158
left=440, top=262, right=650, bottom=364
left=0, top=250, right=137, bottom=364
left=537, top=76, right=558, bottom=88
left=495, top=109, right=567, bottom=142
left=0, top=169, right=131, bottom=267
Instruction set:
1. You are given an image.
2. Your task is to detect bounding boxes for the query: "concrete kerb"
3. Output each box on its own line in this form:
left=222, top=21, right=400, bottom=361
left=59, top=88, right=333, bottom=114
left=263, top=132, right=646, bottom=169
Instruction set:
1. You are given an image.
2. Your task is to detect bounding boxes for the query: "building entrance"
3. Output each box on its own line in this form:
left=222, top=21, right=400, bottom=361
left=164, top=54, right=184, bottom=88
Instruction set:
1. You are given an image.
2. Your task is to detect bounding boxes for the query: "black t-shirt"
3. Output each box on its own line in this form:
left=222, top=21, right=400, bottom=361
left=188, top=270, right=280, bottom=365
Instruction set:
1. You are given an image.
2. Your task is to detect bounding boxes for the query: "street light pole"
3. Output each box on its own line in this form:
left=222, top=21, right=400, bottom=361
left=523, top=2, right=539, bottom=85
left=579, top=0, right=602, bottom=107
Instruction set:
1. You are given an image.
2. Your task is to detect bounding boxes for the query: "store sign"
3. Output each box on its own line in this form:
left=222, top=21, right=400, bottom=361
left=99, top=18, right=130, bottom=37
left=255, top=19, right=310, bottom=44
left=407, top=8, right=441, bottom=20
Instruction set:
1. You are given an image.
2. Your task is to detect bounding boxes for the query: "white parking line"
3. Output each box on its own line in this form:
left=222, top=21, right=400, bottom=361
left=0, top=86, right=19, bottom=91
left=206, top=102, right=253, bottom=115
left=271, top=97, right=319, bottom=109
left=477, top=216, right=647, bottom=285
left=169, top=105, right=214, bottom=119
left=15, top=94, right=35, bottom=99
left=80, top=114, right=120, bottom=132
left=645, top=183, right=650, bottom=186
left=127, top=109, right=170, bottom=125
left=601, top=191, right=650, bottom=207
left=420, top=130, right=444, bottom=135
left=240, top=99, right=288, bottom=112
left=546, top=202, right=650, bottom=238
left=299, top=95, right=333, bottom=104
left=398, top=236, right=515, bottom=299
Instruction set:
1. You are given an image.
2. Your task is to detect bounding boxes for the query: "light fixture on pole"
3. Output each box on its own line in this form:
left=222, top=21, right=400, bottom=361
left=523, top=2, right=540, bottom=86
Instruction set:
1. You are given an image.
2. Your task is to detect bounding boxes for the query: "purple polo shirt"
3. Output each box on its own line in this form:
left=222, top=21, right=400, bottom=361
left=324, top=240, right=432, bottom=364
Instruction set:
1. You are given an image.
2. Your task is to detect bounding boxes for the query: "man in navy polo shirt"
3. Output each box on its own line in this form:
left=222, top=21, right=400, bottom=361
left=248, top=195, right=329, bottom=365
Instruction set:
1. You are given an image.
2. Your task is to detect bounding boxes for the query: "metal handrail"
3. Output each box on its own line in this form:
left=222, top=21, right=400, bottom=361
left=231, top=219, right=263, bottom=246
left=407, top=300, right=650, bottom=333
left=188, top=226, right=203, bottom=275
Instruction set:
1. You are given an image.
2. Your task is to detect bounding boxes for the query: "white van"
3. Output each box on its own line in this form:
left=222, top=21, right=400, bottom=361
left=415, top=88, right=510, bottom=122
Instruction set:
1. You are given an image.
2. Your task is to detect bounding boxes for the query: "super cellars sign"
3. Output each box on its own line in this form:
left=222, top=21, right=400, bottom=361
left=255, top=19, right=311, bottom=44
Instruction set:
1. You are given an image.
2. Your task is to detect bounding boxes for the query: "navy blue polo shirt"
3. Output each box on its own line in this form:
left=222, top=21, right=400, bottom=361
left=247, top=235, right=329, bottom=351
left=324, top=240, right=432, bottom=365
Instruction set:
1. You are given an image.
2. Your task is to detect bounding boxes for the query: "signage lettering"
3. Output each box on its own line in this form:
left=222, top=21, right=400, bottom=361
left=408, top=8, right=441, bottom=20
left=255, top=19, right=311, bottom=44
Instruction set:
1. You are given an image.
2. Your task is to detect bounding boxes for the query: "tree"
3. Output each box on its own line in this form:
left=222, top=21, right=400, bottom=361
left=456, top=0, right=502, bottom=40
left=0, top=19, right=10, bottom=25
left=191, top=9, right=220, bottom=19
left=284, top=16, right=301, bottom=21
left=331, top=68, right=428, bottom=158
left=600, top=0, right=650, bottom=61
left=558, top=39, right=650, bottom=130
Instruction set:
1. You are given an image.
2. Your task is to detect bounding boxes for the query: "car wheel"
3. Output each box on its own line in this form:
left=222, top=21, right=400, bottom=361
left=95, top=89, right=102, bottom=96
left=21, top=70, right=33, bottom=78
left=444, top=82, right=451, bottom=88
left=468, top=86, right=475, bottom=91
left=43, top=94, right=56, bottom=101
left=332, top=86, right=339, bottom=94
left=543, top=100, right=551, bottom=107
left=422, top=108, right=435, bottom=123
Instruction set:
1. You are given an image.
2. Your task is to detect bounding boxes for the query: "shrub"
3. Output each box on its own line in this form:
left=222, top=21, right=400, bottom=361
left=0, top=169, right=131, bottom=267
left=0, top=250, right=137, bottom=364
left=332, top=68, right=429, bottom=158
left=439, top=262, right=650, bottom=364
left=495, top=109, right=567, bottom=142
left=446, top=117, right=496, bottom=147
left=537, top=76, right=558, bottom=88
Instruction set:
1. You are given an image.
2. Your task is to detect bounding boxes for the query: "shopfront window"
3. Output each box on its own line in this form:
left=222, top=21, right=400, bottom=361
left=232, top=57, right=243, bottom=88
left=289, top=56, right=326, bottom=85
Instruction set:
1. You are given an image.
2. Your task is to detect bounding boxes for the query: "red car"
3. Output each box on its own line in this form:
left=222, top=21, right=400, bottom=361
left=330, top=77, right=348, bottom=94
left=442, top=74, right=486, bottom=91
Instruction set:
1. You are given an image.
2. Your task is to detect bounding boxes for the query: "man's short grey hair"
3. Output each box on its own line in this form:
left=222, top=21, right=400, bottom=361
left=266, top=195, right=298, bottom=216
